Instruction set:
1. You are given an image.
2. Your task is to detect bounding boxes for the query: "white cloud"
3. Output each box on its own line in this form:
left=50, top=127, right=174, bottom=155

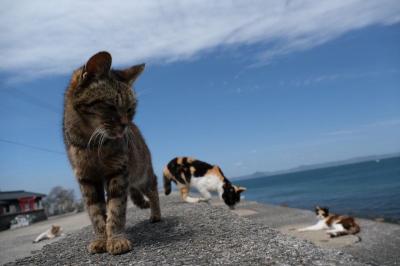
left=234, top=161, right=247, bottom=170
left=325, top=130, right=355, bottom=136
left=364, top=118, right=400, bottom=128
left=281, top=69, right=400, bottom=87
left=1, top=0, right=399, bottom=79
left=324, top=118, right=400, bottom=136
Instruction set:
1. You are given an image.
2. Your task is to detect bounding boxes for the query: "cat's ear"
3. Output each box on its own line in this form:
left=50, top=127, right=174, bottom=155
left=236, top=187, right=246, bottom=193
left=82, top=51, right=112, bottom=79
left=117, top=63, right=145, bottom=85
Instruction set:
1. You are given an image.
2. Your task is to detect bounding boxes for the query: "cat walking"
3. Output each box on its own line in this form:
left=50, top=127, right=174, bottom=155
left=63, top=51, right=161, bottom=255
left=163, top=157, right=246, bottom=209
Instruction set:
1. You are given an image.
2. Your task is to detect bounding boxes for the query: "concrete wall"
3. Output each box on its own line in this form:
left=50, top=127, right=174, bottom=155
left=0, top=209, right=47, bottom=231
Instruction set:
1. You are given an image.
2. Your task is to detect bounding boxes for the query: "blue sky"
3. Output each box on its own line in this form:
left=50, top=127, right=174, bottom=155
left=0, top=1, right=399, bottom=195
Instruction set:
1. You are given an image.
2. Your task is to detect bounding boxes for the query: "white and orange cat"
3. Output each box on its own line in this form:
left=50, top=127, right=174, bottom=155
left=33, top=225, right=64, bottom=243
left=163, top=157, right=246, bottom=209
left=298, top=206, right=361, bottom=239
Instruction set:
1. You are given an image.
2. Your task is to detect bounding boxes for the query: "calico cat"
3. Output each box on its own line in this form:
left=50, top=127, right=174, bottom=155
left=33, top=225, right=63, bottom=243
left=63, top=51, right=161, bottom=255
left=163, top=157, right=246, bottom=209
left=298, top=206, right=361, bottom=239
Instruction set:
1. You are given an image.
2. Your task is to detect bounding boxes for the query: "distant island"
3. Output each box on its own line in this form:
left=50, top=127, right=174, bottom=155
left=233, top=152, right=400, bottom=180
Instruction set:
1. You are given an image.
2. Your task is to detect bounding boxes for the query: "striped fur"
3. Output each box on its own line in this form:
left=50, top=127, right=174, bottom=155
left=63, top=51, right=161, bottom=255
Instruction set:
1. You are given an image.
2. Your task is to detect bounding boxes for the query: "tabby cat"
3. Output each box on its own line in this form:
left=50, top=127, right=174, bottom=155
left=63, top=51, right=161, bottom=255
left=163, top=157, right=246, bottom=209
left=298, top=206, right=361, bottom=239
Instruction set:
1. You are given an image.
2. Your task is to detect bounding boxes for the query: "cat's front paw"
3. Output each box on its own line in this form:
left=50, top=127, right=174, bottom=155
left=140, top=201, right=150, bottom=209
left=149, top=215, right=161, bottom=223
left=88, top=238, right=107, bottom=254
left=328, top=233, right=337, bottom=238
left=134, top=200, right=150, bottom=209
left=106, top=237, right=132, bottom=255
left=199, top=198, right=210, bottom=202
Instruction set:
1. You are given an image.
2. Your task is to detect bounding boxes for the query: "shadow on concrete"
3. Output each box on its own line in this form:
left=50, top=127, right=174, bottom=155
left=126, top=216, right=193, bottom=247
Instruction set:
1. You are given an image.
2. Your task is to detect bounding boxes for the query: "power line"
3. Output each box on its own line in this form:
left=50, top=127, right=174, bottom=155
left=0, top=138, right=65, bottom=155
left=0, top=87, right=62, bottom=114
left=0, top=88, right=65, bottom=155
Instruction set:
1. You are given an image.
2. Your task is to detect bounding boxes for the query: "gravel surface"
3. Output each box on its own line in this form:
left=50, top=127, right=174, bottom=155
left=6, top=196, right=368, bottom=266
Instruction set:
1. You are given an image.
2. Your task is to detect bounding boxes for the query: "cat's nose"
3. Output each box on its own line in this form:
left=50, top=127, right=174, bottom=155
left=120, top=116, right=129, bottom=127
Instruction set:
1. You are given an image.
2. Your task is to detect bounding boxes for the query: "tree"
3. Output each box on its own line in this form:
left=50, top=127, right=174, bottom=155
left=43, top=186, right=76, bottom=216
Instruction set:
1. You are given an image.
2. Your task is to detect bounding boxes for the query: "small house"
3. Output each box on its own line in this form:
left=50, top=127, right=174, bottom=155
left=0, top=190, right=47, bottom=230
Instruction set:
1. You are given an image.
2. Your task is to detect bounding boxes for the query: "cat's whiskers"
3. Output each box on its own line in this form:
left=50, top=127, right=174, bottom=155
left=97, top=129, right=106, bottom=158
left=87, top=128, right=101, bottom=150
left=94, top=129, right=104, bottom=148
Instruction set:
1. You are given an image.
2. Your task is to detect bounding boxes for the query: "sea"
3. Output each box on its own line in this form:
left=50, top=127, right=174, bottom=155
left=236, top=156, right=400, bottom=224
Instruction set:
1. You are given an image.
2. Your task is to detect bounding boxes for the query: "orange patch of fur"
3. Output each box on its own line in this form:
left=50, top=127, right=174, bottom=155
left=205, top=166, right=225, bottom=181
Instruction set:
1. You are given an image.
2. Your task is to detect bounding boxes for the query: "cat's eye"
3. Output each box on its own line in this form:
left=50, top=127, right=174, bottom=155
left=108, top=106, right=118, bottom=112
left=91, top=101, right=116, bottom=111
left=78, top=103, right=97, bottom=115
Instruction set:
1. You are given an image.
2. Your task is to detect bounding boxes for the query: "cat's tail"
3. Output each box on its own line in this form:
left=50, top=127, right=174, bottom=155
left=348, top=223, right=361, bottom=235
left=349, top=223, right=361, bottom=242
left=330, top=224, right=361, bottom=242
left=163, top=167, right=172, bottom=195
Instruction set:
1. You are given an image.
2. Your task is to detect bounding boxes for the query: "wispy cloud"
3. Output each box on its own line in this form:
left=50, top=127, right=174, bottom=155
left=234, top=161, right=248, bottom=170
left=280, top=69, right=400, bottom=88
left=250, top=149, right=258, bottom=154
left=325, top=130, right=356, bottom=136
left=364, top=119, right=400, bottom=128
left=1, top=0, right=399, bottom=79
left=324, top=118, right=400, bottom=136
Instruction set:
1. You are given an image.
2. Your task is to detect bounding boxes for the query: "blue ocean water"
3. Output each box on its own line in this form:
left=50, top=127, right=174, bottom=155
left=237, top=156, right=400, bottom=223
